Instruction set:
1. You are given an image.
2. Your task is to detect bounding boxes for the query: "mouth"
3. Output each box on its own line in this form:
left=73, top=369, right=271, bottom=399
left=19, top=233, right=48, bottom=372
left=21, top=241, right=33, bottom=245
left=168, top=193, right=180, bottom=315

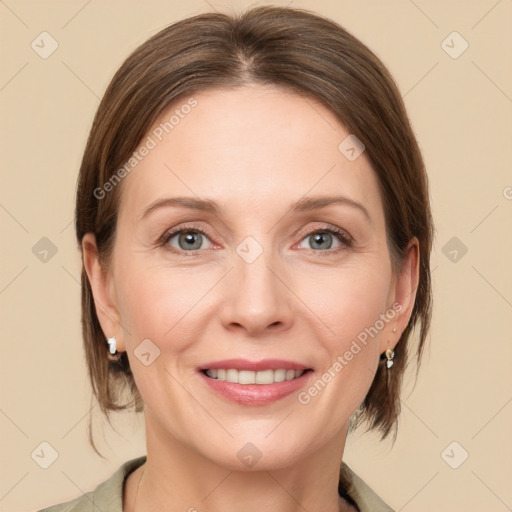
left=201, top=368, right=311, bottom=384
left=197, top=358, right=314, bottom=405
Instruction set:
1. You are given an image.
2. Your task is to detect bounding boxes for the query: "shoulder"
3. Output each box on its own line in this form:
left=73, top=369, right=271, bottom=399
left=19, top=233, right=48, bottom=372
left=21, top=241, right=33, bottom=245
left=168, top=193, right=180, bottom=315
left=341, top=462, right=395, bottom=512
left=35, top=456, right=147, bottom=512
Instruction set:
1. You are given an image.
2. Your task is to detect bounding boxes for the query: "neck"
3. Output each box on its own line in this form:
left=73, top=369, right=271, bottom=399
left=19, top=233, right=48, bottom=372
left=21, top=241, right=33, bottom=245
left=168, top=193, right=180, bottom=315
left=124, top=413, right=355, bottom=512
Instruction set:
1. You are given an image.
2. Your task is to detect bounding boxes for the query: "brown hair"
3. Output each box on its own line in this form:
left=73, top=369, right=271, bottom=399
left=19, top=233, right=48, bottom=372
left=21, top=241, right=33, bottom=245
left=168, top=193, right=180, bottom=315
left=75, top=5, right=433, bottom=457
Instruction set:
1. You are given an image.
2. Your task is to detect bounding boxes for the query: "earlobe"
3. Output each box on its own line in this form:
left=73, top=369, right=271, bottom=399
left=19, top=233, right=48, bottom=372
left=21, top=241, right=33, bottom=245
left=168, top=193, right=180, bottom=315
left=81, top=233, right=125, bottom=352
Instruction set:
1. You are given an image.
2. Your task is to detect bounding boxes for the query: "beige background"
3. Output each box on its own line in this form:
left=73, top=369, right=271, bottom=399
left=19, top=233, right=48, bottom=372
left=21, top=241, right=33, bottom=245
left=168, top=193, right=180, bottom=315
left=1, top=0, right=511, bottom=511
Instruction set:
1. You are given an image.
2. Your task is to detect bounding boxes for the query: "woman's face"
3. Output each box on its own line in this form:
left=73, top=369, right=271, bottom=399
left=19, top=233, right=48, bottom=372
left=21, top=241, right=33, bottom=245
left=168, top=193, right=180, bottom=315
left=85, top=85, right=417, bottom=469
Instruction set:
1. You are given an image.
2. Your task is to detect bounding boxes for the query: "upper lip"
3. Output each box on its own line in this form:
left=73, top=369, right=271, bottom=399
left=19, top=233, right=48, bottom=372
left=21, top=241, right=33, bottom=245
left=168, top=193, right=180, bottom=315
left=199, top=358, right=311, bottom=372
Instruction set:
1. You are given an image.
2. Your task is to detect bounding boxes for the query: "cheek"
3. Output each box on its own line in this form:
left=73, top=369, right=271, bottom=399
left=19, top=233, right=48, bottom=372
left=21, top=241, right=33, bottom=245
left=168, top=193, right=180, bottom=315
left=302, top=262, right=391, bottom=337
left=115, top=259, right=213, bottom=349
left=298, top=262, right=391, bottom=391
left=295, top=268, right=391, bottom=415
left=113, top=263, right=207, bottom=408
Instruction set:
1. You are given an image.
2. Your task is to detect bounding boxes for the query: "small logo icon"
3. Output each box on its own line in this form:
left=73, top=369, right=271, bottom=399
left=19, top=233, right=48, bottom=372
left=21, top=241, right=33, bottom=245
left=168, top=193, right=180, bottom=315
left=134, top=338, right=161, bottom=366
left=441, top=441, right=469, bottom=469
left=237, top=442, right=263, bottom=468
left=442, top=237, right=468, bottom=263
left=338, top=134, right=365, bottom=161
left=441, top=32, right=469, bottom=59
left=31, top=441, right=59, bottom=469
left=503, top=186, right=512, bottom=200
left=32, top=237, right=58, bottom=263
left=236, top=236, right=263, bottom=264
left=31, top=32, right=59, bottom=59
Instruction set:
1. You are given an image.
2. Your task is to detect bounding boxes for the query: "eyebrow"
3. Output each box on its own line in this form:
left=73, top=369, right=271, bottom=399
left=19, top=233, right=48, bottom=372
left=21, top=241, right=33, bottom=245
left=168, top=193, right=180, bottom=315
left=291, top=195, right=371, bottom=223
left=140, top=195, right=371, bottom=223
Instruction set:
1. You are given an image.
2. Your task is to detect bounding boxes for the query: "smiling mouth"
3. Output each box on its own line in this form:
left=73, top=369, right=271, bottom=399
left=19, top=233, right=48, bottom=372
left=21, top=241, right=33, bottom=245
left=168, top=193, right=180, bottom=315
left=202, top=368, right=312, bottom=385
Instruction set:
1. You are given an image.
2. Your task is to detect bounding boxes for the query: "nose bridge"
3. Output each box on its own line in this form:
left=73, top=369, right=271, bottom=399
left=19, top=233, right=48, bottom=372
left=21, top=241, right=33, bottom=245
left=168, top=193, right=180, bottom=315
left=222, top=234, right=292, bottom=334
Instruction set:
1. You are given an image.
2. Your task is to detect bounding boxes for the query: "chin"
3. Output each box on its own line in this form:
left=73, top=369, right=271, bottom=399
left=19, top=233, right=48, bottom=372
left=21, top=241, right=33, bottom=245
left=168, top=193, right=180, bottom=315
left=193, top=430, right=317, bottom=472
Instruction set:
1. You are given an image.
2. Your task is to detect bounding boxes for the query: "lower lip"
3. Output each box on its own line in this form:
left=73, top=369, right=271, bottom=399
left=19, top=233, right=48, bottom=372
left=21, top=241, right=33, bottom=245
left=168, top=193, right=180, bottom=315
left=199, top=370, right=313, bottom=406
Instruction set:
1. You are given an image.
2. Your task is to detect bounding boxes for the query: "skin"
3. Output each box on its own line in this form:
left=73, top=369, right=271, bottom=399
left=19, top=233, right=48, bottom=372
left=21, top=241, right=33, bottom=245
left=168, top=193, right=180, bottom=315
left=83, top=85, right=419, bottom=512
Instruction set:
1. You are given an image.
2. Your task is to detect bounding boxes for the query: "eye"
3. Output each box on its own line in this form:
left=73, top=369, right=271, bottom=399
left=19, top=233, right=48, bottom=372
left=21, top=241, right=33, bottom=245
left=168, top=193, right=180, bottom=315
left=160, top=224, right=352, bottom=255
left=296, top=227, right=352, bottom=252
left=162, top=226, right=214, bottom=253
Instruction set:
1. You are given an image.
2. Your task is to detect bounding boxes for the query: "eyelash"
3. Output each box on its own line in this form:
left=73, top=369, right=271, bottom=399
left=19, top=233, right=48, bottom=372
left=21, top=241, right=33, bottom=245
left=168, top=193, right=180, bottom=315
left=159, top=223, right=353, bottom=256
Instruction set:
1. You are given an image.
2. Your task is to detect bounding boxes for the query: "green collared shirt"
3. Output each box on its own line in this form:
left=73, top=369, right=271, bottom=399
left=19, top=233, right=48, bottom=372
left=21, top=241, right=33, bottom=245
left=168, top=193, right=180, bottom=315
left=37, top=455, right=394, bottom=512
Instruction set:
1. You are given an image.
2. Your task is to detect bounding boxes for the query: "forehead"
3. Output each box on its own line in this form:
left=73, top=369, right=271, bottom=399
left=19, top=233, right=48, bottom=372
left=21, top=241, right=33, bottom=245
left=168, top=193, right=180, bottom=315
left=117, top=85, right=383, bottom=224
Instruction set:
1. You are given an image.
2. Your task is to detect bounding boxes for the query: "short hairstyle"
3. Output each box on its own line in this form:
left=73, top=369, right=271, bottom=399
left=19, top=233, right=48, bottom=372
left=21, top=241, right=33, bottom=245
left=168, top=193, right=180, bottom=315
left=75, top=5, right=433, bottom=454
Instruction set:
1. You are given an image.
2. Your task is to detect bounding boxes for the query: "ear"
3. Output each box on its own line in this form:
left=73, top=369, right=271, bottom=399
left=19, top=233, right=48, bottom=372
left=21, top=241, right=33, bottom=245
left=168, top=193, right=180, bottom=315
left=82, top=233, right=126, bottom=353
left=380, top=237, right=420, bottom=353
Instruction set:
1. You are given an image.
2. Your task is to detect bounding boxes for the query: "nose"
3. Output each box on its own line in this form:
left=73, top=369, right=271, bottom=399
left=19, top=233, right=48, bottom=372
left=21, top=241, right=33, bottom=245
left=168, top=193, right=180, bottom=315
left=220, top=245, right=294, bottom=337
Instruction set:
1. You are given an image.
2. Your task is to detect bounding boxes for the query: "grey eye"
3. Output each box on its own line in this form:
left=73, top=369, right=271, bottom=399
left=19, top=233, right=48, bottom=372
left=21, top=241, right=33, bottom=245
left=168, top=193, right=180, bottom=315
left=167, top=230, right=212, bottom=251
left=298, top=231, right=343, bottom=251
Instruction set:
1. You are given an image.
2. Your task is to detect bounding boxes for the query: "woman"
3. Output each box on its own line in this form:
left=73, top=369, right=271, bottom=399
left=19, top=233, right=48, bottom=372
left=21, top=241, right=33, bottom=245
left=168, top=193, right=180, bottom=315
left=38, top=5, right=433, bottom=512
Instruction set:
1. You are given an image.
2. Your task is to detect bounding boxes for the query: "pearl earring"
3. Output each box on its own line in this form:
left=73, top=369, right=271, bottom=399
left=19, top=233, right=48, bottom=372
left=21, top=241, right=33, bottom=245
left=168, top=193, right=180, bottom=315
left=107, top=337, right=117, bottom=355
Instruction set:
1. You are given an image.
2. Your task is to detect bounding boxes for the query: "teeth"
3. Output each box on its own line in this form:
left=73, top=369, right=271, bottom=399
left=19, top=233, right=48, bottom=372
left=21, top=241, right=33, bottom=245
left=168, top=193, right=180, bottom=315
left=205, top=368, right=306, bottom=384
left=226, top=369, right=238, bottom=383
left=239, top=370, right=255, bottom=384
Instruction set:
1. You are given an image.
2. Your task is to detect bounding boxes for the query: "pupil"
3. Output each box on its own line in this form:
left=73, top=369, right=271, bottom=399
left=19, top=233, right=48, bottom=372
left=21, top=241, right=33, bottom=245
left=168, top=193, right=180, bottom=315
left=180, top=232, right=202, bottom=250
left=312, top=233, right=332, bottom=250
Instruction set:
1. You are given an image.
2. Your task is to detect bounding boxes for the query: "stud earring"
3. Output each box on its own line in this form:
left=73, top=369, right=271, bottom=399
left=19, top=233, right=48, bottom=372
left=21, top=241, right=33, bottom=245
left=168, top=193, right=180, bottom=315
left=107, top=337, right=117, bottom=355
left=385, top=348, right=395, bottom=369
left=393, top=327, right=397, bottom=333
